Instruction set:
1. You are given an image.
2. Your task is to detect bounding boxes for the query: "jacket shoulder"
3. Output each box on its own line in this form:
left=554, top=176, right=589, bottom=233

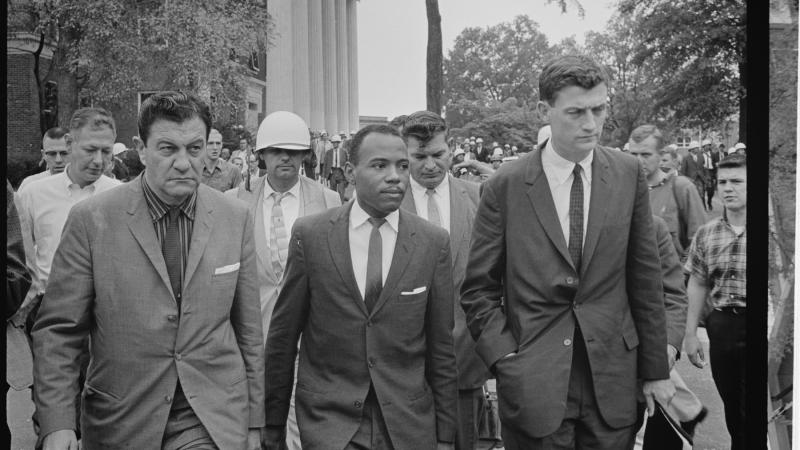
left=401, top=209, right=450, bottom=245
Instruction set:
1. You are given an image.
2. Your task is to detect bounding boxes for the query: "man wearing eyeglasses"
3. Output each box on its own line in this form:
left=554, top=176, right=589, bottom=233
left=18, top=127, right=71, bottom=191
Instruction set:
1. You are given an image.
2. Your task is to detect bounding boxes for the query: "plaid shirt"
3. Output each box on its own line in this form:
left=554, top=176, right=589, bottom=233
left=683, top=215, right=746, bottom=308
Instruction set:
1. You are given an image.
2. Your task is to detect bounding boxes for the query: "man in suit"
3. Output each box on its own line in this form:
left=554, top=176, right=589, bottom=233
left=461, top=55, right=674, bottom=449
left=263, top=124, right=458, bottom=450
left=226, top=110, right=340, bottom=449
left=399, top=110, right=488, bottom=450
left=323, top=134, right=349, bottom=201
left=679, top=141, right=707, bottom=203
left=700, top=139, right=718, bottom=210
left=32, top=91, right=264, bottom=450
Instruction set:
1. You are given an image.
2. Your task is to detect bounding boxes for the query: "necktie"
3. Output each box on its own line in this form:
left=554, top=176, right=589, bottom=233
left=334, top=147, right=339, bottom=168
left=426, top=188, right=442, bottom=227
left=568, top=164, right=583, bottom=271
left=163, top=208, right=182, bottom=303
left=364, top=217, right=386, bottom=313
left=270, top=192, right=290, bottom=277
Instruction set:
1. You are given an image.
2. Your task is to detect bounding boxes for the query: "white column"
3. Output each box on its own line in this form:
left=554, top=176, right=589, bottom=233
left=321, top=0, right=338, bottom=135
left=335, top=0, right=349, bottom=133
left=266, top=0, right=294, bottom=113
left=347, top=0, right=359, bottom=131
left=292, top=0, right=311, bottom=123
left=307, top=0, right=325, bottom=131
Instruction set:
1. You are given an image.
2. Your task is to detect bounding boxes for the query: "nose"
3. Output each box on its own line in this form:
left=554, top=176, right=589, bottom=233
left=173, top=148, right=191, bottom=171
left=385, top=164, right=401, bottom=183
left=54, top=153, right=64, bottom=162
left=581, top=111, right=597, bottom=131
left=92, top=151, right=105, bottom=166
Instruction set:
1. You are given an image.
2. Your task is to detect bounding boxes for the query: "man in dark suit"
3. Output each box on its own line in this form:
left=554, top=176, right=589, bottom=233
left=461, top=55, right=674, bottom=449
left=263, top=124, right=458, bottom=450
left=700, top=139, right=719, bottom=210
left=399, top=111, right=488, bottom=450
left=679, top=141, right=707, bottom=203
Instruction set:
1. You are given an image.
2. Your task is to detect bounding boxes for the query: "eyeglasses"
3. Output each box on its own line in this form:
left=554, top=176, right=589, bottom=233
left=43, top=150, right=70, bottom=158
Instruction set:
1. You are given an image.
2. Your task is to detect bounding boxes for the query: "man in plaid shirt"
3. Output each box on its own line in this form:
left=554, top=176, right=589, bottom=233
left=682, top=153, right=746, bottom=450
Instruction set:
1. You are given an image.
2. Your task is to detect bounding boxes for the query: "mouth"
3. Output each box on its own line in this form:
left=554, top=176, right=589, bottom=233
left=381, top=188, right=404, bottom=195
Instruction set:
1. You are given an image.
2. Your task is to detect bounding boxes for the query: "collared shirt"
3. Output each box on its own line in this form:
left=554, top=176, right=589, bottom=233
left=18, top=168, right=121, bottom=294
left=349, top=200, right=399, bottom=299
left=141, top=176, right=197, bottom=295
left=541, top=140, right=592, bottom=247
left=409, top=175, right=451, bottom=234
left=201, top=158, right=242, bottom=192
left=262, top=178, right=302, bottom=244
left=18, top=169, right=55, bottom=191
left=683, top=216, right=746, bottom=308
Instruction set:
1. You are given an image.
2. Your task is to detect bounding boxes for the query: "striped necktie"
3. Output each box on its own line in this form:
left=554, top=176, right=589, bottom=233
left=163, top=208, right=182, bottom=303
left=270, top=192, right=290, bottom=277
left=426, top=188, right=442, bottom=227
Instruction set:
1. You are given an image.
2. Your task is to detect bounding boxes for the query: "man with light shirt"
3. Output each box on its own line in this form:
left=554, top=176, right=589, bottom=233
left=201, top=128, right=242, bottom=191
left=19, top=127, right=71, bottom=191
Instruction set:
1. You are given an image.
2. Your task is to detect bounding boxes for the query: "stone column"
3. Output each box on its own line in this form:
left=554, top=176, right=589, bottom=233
left=347, top=0, right=359, bottom=131
left=321, top=0, right=338, bottom=135
left=292, top=0, right=311, bottom=123
left=266, top=0, right=294, bottom=113
left=335, top=0, right=349, bottom=133
left=307, top=0, right=325, bottom=131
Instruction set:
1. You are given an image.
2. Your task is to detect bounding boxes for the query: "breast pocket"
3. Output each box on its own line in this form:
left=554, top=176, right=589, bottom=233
left=396, top=290, right=427, bottom=304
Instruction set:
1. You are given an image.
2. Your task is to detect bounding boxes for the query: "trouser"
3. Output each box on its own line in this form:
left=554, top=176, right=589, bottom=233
left=329, top=169, right=348, bottom=203
left=705, top=176, right=716, bottom=209
left=502, top=327, right=636, bottom=450
left=456, top=387, right=485, bottom=450
left=161, top=383, right=217, bottom=450
left=344, top=386, right=394, bottom=450
left=706, top=307, right=746, bottom=450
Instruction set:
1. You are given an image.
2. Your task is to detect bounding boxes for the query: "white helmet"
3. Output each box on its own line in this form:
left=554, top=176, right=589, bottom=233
left=255, top=111, right=310, bottom=152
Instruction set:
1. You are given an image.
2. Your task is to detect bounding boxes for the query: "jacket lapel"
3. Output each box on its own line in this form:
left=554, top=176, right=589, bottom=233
left=580, top=148, right=611, bottom=277
left=327, top=202, right=368, bottom=315
left=183, top=188, right=213, bottom=290
left=448, top=177, right=469, bottom=261
left=400, top=189, right=417, bottom=215
left=300, top=176, right=326, bottom=214
left=243, top=177, right=279, bottom=284
left=370, top=210, right=416, bottom=316
left=125, top=182, right=175, bottom=301
left=524, top=149, right=574, bottom=270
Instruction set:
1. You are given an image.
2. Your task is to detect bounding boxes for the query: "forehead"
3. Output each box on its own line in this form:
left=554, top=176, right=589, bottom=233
left=43, top=136, right=68, bottom=150
left=552, top=83, right=607, bottom=108
left=359, top=133, right=406, bottom=160
left=629, top=136, right=659, bottom=153
left=146, top=117, right=207, bottom=145
left=717, top=167, right=746, bottom=179
left=71, top=125, right=116, bottom=143
left=208, top=130, right=222, bottom=141
left=407, top=132, right=449, bottom=153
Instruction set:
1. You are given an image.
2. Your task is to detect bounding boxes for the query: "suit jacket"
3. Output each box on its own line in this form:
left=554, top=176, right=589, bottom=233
left=400, top=176, right=491, bottom=389
left=652, top=215, right=687, bottom=351
left=322, top=147, right=348, bottom=180
left=225, top=175, right=341, bottom=341
left=264, top=203, right=458, bottom=450
left=6, top=180, right=31, bottom=319
left=32, top=179, right=265, bottom=449
left=680, top=153, right=707, bottom=183
left=461, top=146, right=668, bottom=439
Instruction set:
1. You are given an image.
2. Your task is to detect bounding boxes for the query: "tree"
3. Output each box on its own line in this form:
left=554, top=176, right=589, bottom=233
left=618, top=0, right=746, bottom=139
left=425, top=0, right=443, bottom=114
left=448, top=97, right=543, bottom=150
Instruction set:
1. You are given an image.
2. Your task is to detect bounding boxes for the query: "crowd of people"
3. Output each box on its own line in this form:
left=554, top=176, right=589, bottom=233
left=5, top=55, right=747, bottom=450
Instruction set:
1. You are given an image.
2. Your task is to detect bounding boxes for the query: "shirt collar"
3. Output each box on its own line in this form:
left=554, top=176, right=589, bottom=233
left=350, top=199, right=399, bottom=233
left=264, top=177, right=301, bottom=200
left=410, top=173, right=448, bottom=195
left=203, top=158, right=224, bottom=173
left=141, top=175, right=197, bottom=222
left=542, top=139, right=593, bottom=186
left=62, top=165, right=108, bottom=192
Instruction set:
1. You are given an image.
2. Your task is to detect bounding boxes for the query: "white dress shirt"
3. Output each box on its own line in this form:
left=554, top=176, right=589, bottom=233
left=541, top=140, right=592, bottom=247
left=18, top=170, right=54, bottom=191
left=262, top=178, right=302, bottom=244
left=409, top=175, right=451, bottom=234
left=17, top=169, right=121, bottom=294
left=349, top=200, right=399, bottom=300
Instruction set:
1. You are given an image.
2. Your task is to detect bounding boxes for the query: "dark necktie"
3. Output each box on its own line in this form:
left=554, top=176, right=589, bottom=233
left=163, top=208, right=182, bottom=303
left=364, top=217, right=386, bottom=313
left=568, top=164, right=583, bottom=271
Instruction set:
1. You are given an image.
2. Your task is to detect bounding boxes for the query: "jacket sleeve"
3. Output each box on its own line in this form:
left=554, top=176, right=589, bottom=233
left=460, top=180, right=517, bottom=369
left=230, top=208, right=266, bottom=428
left=6, top=181, right=30, bottom=319
left=676, top=177, right=708, bottom=251
left=653, top=216, right=687, bottom=352
left=426, top=231, right=458, bottom=443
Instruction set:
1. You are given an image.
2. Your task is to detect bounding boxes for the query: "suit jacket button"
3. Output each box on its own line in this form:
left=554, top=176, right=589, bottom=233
left=367, top=320, right=372, bottom=327
left=354, top=400, right=362, bottom=408
left=368, top=358, right=375, bottom=368
left=175, top=353, right=182, bottom=361
left=572, top=302, right=579, bottom=309
left=566, top=277, right=575, bottom=285
left=165, top=395, right=172, bottom=403
left=564, top=338, right=572, bottom=346
left=167, top=315, right=177, bottom=322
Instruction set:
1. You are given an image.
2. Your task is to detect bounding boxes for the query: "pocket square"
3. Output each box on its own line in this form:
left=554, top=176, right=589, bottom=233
left=401, top=286, right=427, bottom=295
left=214, top=262, right=240, bottom=275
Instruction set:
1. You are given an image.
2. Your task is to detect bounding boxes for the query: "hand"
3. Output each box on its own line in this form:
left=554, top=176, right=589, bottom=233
left=261, top=425, right=287, bottom=450
left=437, top=442, right=455, bottom=450
left=42, top=429, right=78, bottom=450
left=642, top=379, right=676, bottom=417
left=452, top=160, right=495, bottom=176
left=683, top=333, right=706, bottom=368
left=247, top=429, right=261, bottom=450
left=667, top=345, right=678, bottom=371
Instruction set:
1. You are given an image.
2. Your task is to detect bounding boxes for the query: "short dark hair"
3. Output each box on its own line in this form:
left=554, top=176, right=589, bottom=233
left=718, top=154, right=746, bottom=170
left=348, top=124, right=405, bottom=166
left=388, top=115, right=408, bottom=132
left=69, top=108, right=116, bottom=135
left=401, top=110, right=449, bottom=146
left=138, top=91, right=212, bottom=145
left=628, top=124, right=665, bottom=153
left=43, top=126, right=68, bottom=141
left=539, top=55, right=609, bottom=105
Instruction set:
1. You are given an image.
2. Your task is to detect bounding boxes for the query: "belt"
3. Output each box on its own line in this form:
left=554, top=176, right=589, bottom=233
left=714, top=306, right=746, bottom=315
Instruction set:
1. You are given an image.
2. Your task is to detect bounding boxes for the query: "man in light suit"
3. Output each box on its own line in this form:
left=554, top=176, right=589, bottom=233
left=32, top=91, right=264, bottom=450
left=461, top=55, right=674, bottom=449
left=226, top=111, right=340, bottom=449
left=263, top=124, right=458, bottom=450
left=399, top=110, right=488, bottom=450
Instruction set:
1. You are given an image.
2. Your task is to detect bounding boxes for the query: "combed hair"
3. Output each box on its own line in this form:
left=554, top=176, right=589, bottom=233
left=388, top=115, right=408, bottom=132
left=401, top=110, right=449, bottom=146
left=43, top=126, right=68, bottom=141
left=718, top=154, right=746, bottom=170
left=539, top=55, right=609, bottom=105
left=348, top=124, right=405, bottom=165
left=138, top=91, right=212, bottom=145
left=629, top=124, right=665, bottom=153
left=69, top=108, right=116, bottom=134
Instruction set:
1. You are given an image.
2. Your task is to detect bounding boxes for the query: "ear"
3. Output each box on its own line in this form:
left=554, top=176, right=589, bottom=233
left=133, top=136, right=146, bottom=166
left=344, top=161, right=356, bottom=185
left=537, top=101, right=551, bottom=121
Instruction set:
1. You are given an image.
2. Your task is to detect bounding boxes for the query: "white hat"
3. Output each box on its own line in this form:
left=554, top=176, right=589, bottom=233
left=701, top=139, right=712, bottom=146
left=476, top=137, right=484, bottom=143
left=492, top=147, right=504, bottom=157
left=454, top=148, right=465, bottom=157
left=330, top=134, right=342, bottom=143
left=727, top=147, right=737, bottom=154
left=537, top=125, right=551, bottom=145
left=734, top=142, right=746, bottom=150
left=113, top=143, right=127, bottom=156
left=688, top=141, right=700, bottom=149
left=255, top=111, right=311, bottom=151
